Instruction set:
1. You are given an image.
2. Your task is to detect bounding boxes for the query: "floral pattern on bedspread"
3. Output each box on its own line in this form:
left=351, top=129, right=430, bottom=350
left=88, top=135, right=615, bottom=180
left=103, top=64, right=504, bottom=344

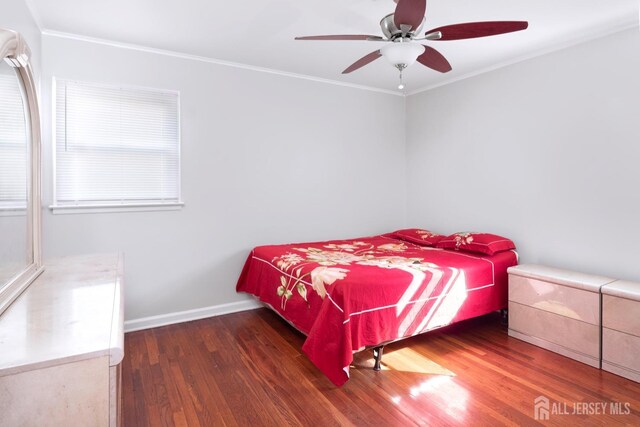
left=272, top=241, right=438, bottom=309
left=236, top=234, right=517, bottom=386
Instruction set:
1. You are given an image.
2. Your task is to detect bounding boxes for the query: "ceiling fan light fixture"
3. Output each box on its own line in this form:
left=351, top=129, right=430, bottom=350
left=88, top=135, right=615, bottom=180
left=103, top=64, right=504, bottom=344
left=380, top=42, right=425, bottom=68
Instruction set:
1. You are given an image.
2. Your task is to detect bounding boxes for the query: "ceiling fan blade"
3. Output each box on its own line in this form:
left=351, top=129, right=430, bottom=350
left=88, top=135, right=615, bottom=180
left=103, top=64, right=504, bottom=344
left=394, top=0, right=426, bottom=31
left=417, top=46, right=452, bottom=73
left=342, top=50, right=382, bottom=74
left=425, top=21, right=528, bottom=41
left=295, top=35, right=384, bottom=41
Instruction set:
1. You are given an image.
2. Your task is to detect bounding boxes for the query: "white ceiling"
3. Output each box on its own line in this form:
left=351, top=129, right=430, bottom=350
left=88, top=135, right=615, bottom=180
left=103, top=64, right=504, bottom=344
left=29, top=0, right=639, bottom=94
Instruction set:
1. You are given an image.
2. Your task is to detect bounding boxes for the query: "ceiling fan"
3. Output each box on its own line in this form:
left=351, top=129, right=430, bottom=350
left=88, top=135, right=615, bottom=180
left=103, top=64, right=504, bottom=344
left=295, top=0, right=528, bottom=90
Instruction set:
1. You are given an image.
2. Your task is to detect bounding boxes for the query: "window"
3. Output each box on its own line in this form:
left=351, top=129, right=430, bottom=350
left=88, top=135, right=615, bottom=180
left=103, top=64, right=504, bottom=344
left=53, top=79, right=181, bottom=212
left=0, top=71, right=28, bottom=211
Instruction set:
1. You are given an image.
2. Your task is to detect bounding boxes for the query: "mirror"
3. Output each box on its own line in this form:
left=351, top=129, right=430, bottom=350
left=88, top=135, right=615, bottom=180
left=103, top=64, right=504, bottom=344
left=0, top=60, right=30, bottom=285
left=0, top=29, right=42, bottom=316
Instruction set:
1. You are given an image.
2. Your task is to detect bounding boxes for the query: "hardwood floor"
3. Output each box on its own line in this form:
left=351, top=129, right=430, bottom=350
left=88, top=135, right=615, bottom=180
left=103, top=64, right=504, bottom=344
left=123, top=308, right=640, bottom=426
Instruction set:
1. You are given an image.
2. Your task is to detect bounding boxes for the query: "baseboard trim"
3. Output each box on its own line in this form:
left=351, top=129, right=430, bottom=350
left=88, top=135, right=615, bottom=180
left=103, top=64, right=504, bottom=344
left=124, top=299, right=263, bottom=332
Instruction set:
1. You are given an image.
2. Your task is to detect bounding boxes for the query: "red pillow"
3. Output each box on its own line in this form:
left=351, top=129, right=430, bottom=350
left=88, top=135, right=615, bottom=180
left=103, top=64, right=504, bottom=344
left=388, top=228, right=446, bottom=247
left=436, top=232, right=515, bottom=255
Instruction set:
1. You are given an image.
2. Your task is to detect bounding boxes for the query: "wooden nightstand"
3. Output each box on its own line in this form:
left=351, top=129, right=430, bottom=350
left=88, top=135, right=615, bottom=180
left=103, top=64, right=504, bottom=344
left=601, top=280, right=640, bottom=382
left=507, top=264, right=614, bottom=368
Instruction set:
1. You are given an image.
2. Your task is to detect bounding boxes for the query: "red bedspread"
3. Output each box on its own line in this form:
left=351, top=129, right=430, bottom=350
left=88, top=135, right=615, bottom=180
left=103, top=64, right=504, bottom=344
left=236, top=234, right=517, bottom=386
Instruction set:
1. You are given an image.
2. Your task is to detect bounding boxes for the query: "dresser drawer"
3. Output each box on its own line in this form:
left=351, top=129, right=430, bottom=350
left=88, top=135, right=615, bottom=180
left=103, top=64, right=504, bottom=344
left=509, top=275, right=599, bottom=324
left=601, top=280, right=640, bottom=382
left=602, top=328, right=640, bottom=382
left=603, top=295, right=640, bottom=337
left=508, top=301, right=600, bottom=367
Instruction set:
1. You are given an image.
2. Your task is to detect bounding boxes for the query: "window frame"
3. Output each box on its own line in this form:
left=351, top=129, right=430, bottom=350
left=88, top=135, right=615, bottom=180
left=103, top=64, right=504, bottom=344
left=50, top=78, right=183, bottom=214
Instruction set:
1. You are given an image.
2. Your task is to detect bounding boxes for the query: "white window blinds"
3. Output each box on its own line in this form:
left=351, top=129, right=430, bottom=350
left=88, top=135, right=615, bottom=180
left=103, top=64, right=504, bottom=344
left=0, top=71, right=28, bottom=209
left=55, top=80, right=180, bottom=207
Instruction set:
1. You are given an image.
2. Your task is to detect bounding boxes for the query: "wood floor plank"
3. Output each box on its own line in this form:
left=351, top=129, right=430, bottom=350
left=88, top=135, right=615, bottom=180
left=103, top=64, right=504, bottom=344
left=123, top=308, right=640, bottom=426
left=144, top=330, right=160, bottom=365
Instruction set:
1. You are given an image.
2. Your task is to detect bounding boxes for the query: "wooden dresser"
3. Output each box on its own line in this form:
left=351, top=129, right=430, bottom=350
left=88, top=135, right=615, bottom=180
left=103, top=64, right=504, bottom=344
left=0, top=254, right=124, bottom=427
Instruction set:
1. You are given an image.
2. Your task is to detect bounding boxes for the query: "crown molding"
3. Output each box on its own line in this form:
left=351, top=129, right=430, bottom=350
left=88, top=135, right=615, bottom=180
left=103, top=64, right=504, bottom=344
left=407, top=19, right=639, bottom=97
left=37, top=15, right=639, bottom=99
left=41, top=30, right=403, bottom=97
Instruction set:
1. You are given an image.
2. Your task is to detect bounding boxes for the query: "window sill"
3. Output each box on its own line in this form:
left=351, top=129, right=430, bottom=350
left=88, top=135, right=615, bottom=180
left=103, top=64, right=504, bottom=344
left=49, top=202, right=184, bottom=215
left=0, top=206, right=27, bottom=217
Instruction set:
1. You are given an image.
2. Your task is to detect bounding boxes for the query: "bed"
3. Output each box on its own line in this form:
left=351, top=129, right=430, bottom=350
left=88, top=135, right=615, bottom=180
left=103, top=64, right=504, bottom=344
left=236, top=229, right=518, bottom=386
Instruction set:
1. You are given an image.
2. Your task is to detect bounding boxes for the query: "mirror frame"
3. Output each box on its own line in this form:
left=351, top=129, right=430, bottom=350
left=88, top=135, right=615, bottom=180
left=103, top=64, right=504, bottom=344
left=0, top=28, right=43, bottom=316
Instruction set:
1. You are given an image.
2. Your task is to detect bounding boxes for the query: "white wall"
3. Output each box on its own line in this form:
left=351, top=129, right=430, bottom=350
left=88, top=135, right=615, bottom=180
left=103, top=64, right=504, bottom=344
left=406, top=28, right=640, bottom=282
left=36, top=22, right=640, bottom=321
left=40, top=35, right=406, bottom=320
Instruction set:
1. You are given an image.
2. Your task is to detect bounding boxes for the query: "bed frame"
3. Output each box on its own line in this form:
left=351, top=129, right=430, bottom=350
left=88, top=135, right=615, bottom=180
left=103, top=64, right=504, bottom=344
left=368, top=308, right=508, bottom=371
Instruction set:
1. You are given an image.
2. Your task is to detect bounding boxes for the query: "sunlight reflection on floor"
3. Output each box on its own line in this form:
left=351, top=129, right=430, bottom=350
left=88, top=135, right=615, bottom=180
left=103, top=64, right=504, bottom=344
left=379, top=347, right=456, bottom=376
left=408, top=376, right=469, bottom=422
left=388, top=375, right=470, bottom=424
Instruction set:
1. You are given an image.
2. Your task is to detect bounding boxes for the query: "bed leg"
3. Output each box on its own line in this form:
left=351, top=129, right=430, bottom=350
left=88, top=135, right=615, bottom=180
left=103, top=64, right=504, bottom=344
left=500, top=308, right=508, bottom=325
left=373, top=346, right=384, bottom=371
